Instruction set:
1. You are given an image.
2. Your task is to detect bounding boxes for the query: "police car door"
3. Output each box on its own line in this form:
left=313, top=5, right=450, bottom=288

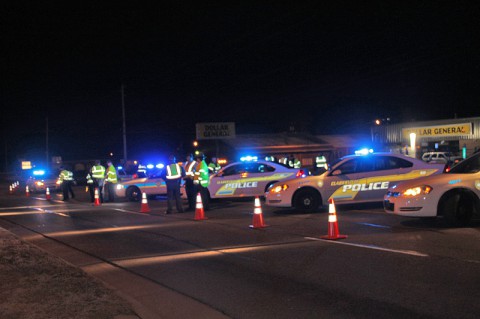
left=209, top=163, right=245, bottom=198
left=327, top=157, right=375, bottom=202
left=367, top=155, right=416, bottom=197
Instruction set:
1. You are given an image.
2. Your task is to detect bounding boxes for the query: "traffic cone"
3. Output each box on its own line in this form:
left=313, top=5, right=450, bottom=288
left=194, top=192, right=208, bottom=220
left=26, top=186, right=30, bottom=197
left=94, top=188, right=101, bottom=206
left=250, top=196, right=268, bottom=229
left=321, top=198, right=347, bottom=240
left=140, top=192, right=151, bottom=213
left=45, top=187, right=51, bottom=200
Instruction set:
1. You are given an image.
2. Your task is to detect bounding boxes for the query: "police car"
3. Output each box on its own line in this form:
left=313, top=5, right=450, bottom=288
left=25, top=170, right=60, bottom=193
left=384, top=151, right=480, bottom=226
left=265, top=151, right=445, bottom=212
left=115, top=172, right=168, bottom=201
left=207, top=156, right=308, bottom=199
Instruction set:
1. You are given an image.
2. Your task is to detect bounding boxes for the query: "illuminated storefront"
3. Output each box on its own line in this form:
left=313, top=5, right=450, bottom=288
left=371, top=117, right=480, bottom=158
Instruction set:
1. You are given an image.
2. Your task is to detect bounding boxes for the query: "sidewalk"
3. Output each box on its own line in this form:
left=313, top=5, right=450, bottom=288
left=0, top=227, right=139, bottom=319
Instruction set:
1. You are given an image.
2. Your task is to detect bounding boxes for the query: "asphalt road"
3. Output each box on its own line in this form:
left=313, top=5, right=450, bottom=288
left=1, top=185, right=480, bottom=319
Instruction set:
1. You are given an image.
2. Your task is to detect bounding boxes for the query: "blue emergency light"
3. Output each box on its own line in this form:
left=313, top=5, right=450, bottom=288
left=33, top=170, right=45, bottom=176
left=355, top=148, right=374, bottom=156
left=240, top=155, right=258, bottom=162
left=156, top=163, right=164, bottom=169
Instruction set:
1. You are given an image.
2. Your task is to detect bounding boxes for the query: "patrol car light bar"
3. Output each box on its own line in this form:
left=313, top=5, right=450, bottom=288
left=240, top=156, right=258, bottom=162
left=355, top=148, right=374, bottom=156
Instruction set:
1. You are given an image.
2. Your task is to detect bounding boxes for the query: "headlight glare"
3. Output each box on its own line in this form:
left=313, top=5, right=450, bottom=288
left=272, top=184, right=288, bottom=193
left=403, top=185, right=432, bottom=197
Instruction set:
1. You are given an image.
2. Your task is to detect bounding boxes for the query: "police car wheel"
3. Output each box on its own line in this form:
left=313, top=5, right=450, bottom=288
left=293, top=189, right=320, bottom=213
left=126, top=186, right=142, bottom=202
left=441, top=192, right=473, bottom=226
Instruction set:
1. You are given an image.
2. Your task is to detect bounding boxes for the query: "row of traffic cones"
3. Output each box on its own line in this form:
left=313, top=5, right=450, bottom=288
left=10, top=182, right=347, bottom=238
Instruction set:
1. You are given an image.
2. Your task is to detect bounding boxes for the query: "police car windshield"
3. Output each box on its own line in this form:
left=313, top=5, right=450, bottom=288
left=448, top=153, right=480, bottom=174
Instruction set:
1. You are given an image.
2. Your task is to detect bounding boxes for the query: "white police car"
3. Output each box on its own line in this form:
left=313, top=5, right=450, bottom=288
left=266, top=151, right=445, bottom=212
left=384, top=151, right=480, bottom=226
left=208, top=156, right=308, bottom=199
left=115, top=172, right=168, bottom=201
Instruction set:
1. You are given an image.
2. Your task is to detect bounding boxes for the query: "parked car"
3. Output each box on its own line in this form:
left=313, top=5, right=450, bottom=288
left=266, top=152, right=445, bottom=212
left=421, top=151, right=463, bottom=164
left=208, top=158, right=309, bottom=199
left=115, top=171, right=169, bottom=201
left=384, top=151, right=480, bottom=226
left=26, top=173, right=60, bottom=193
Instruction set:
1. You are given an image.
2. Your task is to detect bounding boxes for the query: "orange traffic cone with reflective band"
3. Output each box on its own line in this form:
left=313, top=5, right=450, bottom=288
left=194, top=192, right=208, bottom=220
left=321, top=198, right=347, bottom=240
left=45, top=187, right=51, bottom=200
left=250, top=196, right=268, bottom=229
left=140, top=192, right=151, bottom=213
left=26, top=186, right=30, bottom=197
left=94, top=188, right=101, bottom=206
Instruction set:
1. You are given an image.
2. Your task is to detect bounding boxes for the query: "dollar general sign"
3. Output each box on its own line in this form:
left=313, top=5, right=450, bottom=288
left=196, top=122, right=236, bottom=140
left=402, top=123, right=472, bottom=139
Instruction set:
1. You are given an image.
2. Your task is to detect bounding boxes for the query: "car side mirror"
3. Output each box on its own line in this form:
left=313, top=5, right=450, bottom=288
left=331, top=169, right=342, bottom=176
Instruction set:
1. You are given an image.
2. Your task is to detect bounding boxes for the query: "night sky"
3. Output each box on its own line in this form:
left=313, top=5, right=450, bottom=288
left=2, top=2, right=480, bottom=168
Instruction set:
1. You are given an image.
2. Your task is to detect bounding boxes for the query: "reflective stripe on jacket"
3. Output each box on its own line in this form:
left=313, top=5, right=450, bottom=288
left=91, top=165, right=106, bottom=179
left=194, top=160, right=209, bottom=187
left=184, top=161, right=197, bottom=178
left=166, top=163, right=182, bottom=179
left=106, top=166, right=118, bottom=183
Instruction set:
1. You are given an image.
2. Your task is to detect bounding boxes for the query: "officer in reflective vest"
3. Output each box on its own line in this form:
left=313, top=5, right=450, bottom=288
left=91, top=160, right=105, bottom=203
left=183, top=154, right=197, bottom=211
left=105, top=160, right=118, bottom=202
left=194, top=153, right=210, bottom=210
left=288, top=154, right=301, bottom=168
left=208, top=157, right=221, bottom=174
left=163, top=155, right=185, bottom=214
left=59, top=166, right=74, bottom=201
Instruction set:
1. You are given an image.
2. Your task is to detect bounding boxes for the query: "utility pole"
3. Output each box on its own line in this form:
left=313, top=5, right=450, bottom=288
left=46, top=116, right=49, bottom=169
left=121, top=84, right=128, bottom=163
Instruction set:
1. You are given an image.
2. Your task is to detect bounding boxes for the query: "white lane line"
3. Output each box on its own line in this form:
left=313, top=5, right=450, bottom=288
left=356, top=222, right=392, bottom=229
left=305, top=237, right=429, bottom=257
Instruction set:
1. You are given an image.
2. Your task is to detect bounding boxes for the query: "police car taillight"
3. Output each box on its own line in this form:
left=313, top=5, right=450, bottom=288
left=296, top=169, right=306, bottom=178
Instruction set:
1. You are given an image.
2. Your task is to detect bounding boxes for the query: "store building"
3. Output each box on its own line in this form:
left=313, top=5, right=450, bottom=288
left=371, top=116, right=480, bottom=158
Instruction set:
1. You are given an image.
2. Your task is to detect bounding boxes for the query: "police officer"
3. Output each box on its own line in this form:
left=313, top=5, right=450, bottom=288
left=194, top=153, right=210, bottom=210
left=183, top=154, right=197, bottom=211
left=86, top=171, right=95, bottom=203
left=288, top=154, right=301, bottom=168
left=105, top=160, right=118, bottom=202
left=59, top=166, right=74, bottom=201
left=208, top=157, right=221, bottom=174
left=162, top=155, right=185, bottom=214
left=91, top=160, right=106, bottom=203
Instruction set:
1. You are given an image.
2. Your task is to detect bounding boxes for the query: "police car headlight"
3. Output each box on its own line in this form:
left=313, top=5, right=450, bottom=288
left=56, top=180, right=61, bottom=185
left=403, top=185, right=432, bottom=197
left=271, top=184, right=289, bottom=193
left=116, top=184, right=124, bottom=190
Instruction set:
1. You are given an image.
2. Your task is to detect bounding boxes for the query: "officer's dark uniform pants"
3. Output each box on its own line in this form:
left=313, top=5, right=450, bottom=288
left=166, top=181, right=184, bottom=213
left=106, top=182, right=116, bottom=202
left=62, top=182, right=69, bottom=200
left=87, top=184, right=95, bottom=202
left=68, top=181, right=75, bottom=199
left=185, top=179, right=195, bottom=210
